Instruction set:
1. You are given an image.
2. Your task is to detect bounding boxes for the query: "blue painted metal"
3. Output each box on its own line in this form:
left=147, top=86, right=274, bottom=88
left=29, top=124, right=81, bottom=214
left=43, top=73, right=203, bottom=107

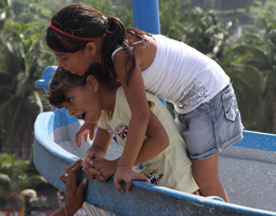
left=234, top=130, right=276, bottom=152
left=132, top=0, right=161, bottom=34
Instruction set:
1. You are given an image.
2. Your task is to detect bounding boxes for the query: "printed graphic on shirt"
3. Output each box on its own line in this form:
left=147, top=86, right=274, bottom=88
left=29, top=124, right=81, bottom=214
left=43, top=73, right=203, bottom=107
left=177, top=81, right=208, bottom=110
left=107, top=124, right=116, bottom=137
left=136, top=163, right=152, bottom=171
left=115, top=122, right=128, bottom=141
left=142, top=169, right=164, bottom=185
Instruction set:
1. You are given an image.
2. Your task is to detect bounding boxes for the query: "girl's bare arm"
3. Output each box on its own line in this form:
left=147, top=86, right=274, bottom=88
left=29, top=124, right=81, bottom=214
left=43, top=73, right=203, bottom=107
left=112, top=48, right=169, bottom=191
left=113, top=51, right=150, bottom=169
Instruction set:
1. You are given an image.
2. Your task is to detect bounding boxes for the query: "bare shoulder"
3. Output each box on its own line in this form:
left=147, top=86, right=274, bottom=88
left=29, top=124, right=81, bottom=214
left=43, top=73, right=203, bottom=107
left=132, top=34, right=157, bottom=71
left=113, top=32, right=157, bottom=71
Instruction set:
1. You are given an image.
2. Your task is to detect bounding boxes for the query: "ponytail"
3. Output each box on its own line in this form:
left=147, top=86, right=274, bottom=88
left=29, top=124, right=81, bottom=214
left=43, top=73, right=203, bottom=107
left=102, top=17, right=151, bottom=85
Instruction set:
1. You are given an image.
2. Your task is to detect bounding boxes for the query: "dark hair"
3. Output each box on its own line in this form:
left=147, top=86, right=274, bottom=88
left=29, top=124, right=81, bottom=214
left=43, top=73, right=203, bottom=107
left=46, top=3, right=151, bottom=85
left=48, top=63, right=117, bottom=108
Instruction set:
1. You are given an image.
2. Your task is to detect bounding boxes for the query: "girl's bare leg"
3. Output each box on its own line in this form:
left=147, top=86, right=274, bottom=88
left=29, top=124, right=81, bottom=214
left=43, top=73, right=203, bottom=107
left=192, top=152, right=229, bottom=202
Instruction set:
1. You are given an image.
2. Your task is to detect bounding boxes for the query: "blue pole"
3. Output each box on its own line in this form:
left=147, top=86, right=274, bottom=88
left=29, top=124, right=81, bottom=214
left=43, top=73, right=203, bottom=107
left=132, top=0, right=161, bottom=34
left=132, top=0, right=166, bottom=105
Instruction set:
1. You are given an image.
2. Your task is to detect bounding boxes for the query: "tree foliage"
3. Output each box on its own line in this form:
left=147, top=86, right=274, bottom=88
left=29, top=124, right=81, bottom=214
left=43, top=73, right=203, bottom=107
left=0, top=153, right=46, bottom=211
left=0, top=0, right=57, bottom=159
left=228, top=12, right=276, bottom=133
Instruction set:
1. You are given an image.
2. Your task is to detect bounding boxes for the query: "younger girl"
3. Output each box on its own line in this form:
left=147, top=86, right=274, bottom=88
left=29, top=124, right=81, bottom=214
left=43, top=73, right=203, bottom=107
left=48, top=65, right=199, bottom=194
left=46, top=3, right=243, bottom=201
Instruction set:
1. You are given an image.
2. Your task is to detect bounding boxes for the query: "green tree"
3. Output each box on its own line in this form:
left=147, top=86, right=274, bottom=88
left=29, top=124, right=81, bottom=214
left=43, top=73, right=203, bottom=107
left=81, top=0, right=134, bottom=27
left=0, top=1, right=56, bottom=159
left=7, top=0, right=70, bottom=22
left=228, top=13, right=276, bottom=133
left=0, top=153, right=46, bottom=212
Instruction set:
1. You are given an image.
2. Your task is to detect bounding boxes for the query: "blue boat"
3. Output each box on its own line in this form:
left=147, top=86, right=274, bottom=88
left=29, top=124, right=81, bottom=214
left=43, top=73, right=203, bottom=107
left=33, top=66, right=276, bottom=216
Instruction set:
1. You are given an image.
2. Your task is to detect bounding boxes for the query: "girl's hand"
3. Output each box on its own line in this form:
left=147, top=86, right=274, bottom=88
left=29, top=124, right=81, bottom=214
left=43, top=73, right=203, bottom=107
left=59, top=159, right=88, bottom=216
left=114, top=165, right=150, bottom=192
left=82, top=151, right=103, bottom=180
left=91, top=158, right=119, bottom=182
left=75, top=122, right=97, bottom=147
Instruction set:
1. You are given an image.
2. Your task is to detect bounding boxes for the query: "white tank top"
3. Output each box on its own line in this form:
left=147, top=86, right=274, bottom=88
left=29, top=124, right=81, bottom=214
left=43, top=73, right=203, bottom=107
left=112, top=34, right=230, bottom=114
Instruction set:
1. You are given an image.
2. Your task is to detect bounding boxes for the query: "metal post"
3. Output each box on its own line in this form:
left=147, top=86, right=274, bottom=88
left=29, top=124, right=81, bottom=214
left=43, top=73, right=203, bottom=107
left=132, top=0, right=166, bottom=105
left=132, top=0, right=161, bottom=34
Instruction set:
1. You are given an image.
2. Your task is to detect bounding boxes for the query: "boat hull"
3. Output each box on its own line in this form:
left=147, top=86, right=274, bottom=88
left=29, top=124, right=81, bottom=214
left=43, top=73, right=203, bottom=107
left=34, top=110, right=276, bottom=216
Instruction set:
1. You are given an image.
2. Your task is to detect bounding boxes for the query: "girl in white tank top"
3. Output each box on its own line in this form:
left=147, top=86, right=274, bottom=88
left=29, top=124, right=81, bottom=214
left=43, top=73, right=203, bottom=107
left=47, top=3, right=243, bottom=201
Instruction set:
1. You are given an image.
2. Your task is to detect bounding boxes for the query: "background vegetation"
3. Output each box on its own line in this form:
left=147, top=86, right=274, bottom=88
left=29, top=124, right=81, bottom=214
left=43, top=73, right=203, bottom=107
left=1, top=0, right=276, bottom=213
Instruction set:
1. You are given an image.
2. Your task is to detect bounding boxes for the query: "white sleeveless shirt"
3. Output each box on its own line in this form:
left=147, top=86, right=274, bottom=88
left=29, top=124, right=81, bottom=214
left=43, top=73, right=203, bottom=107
left=112, top=34, right=230, bottom=114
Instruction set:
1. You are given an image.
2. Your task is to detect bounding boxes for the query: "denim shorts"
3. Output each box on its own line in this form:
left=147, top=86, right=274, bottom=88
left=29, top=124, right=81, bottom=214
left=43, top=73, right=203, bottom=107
left=175, top=83, right=244, bottom=161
